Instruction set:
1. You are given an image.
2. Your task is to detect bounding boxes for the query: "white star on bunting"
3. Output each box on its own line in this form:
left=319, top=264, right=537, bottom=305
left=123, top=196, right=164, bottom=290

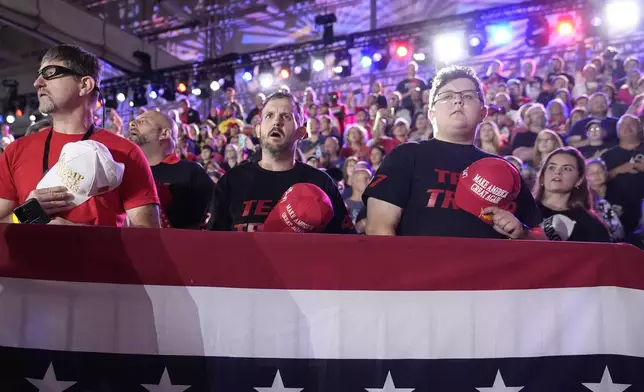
left=141, top=367, right=191, bottom=392
left=254, top=370, right=303, bottom=392
left=26, top=362, right=76, bottom=392
left=582, top=366, right=631, bottom=392
left=365, top=371, right=415, bottom=392
left=476, top=370, right=524, bottom=392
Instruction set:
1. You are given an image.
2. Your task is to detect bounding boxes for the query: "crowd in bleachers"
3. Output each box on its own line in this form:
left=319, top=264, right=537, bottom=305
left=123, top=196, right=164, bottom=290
left=1, top=46, right=643, bottom=245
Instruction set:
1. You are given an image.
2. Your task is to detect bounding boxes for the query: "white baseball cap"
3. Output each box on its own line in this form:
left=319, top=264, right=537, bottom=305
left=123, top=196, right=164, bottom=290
left=37, top=140, right=125, bottom=210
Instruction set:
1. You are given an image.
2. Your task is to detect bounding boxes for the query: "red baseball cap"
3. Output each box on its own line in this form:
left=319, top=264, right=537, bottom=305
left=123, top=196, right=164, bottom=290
left=455, top=157, right=521, bottom=224
left=263, top=183, right=334, bottom=233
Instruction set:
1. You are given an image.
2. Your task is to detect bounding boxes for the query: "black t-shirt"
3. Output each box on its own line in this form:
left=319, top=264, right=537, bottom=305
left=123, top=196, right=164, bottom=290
left=568, top=117, right=619, bottom=144
left=601, top=143, right=644, bottom=233
left=206, top=161, right=355, bottom=233
left=578, top=144, right=612, bottom=159
left=538, top=203, right=611, bottom=243
left=396, top=78, right=428, bottom=109
left=511, top=131, right=538, bottom=151
left=362, top=139, right=542, bottom=237
left=151, top=158, right=214, bottom=229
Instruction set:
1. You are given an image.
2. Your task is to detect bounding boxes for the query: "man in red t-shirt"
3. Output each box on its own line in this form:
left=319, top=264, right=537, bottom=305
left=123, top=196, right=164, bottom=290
left=0, top=44, right=160, bottom=227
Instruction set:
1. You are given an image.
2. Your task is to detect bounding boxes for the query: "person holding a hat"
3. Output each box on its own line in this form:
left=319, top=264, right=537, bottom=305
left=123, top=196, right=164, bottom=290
left=363, top=65, right=543, bottom=239
left=206, top=91, right=355, bottom=234
left=0, top=44, right=160, bottom=227
left=128, top=111, right=214, bottom=229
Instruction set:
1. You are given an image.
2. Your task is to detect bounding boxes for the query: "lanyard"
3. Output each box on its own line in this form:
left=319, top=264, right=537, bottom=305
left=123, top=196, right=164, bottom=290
left=42, top=126, right=95, bottom=176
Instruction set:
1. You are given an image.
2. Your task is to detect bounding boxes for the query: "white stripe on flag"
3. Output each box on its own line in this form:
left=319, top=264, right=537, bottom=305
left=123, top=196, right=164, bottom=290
left=0, top=277, right=642, bottom=359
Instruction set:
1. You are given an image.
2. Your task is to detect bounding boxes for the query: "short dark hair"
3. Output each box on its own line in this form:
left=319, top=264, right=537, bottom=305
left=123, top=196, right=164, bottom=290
left=429, top=65, right=484, bottom=108
left=41, top=44, right=101, bottom=100
left=262, top=91, right=303, bottom=125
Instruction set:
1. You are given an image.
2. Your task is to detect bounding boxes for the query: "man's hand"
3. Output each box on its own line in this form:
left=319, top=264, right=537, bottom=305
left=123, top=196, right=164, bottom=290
left=26, top=187, right=73, bottom=216
left=481, top=206, right=526, bottom=239
left=612, top=162, right=640, bottom=177
left=634, top=160, right=644, bottom=172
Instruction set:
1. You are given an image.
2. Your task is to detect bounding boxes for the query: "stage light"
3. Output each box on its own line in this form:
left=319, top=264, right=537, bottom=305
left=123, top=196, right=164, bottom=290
left=333, top=51, right=352, bottom=77
left=412, top=52, right=426, bottom=62
left=605, top=1, right=640, bottom=31
left=6, top=114, right=15, bottom=124
left=29, top=114, right=36, bottom=122
left=395, top=44, right=409, bottom=58
left=116, top=92, right=126, bottom=102
left=257, top=62, right=275, bottom=89
left=131, top=86, right=148, bottom=107
left=210, top=80, right=221, bottom=91
left=372, top=49, right=390, bottom=71
left=279, top=67, right=291, bottom=79
left=525, top=16, right=549, bottom=47
left=176, top=82, right=188, bottom=94
left=312, top=58, right=325, bottom=72
left=192, top=87, right=202, bottom=96
left=591, top=16, right=603, bottom=27
left=556, top=15, right=575, bottom=36
left=161, top=82, right=176, bottom=101
left=490, top=24, right=513, bottom=45
left=293, top=53, right=311, bottom=82
left=149, top=90, right=158, bottom=99
left=15, top=109, right=23, bottom=117
left=129, top=100, right=134, bottom=107
left=360, top=55, right=373, bottom=68
left=466, top=24, right=487, bottom=56
left=242, top=71, right=253, bottom=82
left=433, top=32, right=466, bottom=63
left=258, top=73, right=274, bottom=89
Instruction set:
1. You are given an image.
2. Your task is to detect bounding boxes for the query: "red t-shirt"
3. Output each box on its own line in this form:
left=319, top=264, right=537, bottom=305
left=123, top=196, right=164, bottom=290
left=0, top=128, right=159, bottom=226
left=340, top=145, right=370, bottom=160
left=378, top=137, right=404, bottom=154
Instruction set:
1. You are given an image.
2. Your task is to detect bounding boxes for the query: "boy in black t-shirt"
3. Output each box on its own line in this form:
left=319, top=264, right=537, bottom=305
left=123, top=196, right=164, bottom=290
left=206, top=92, right=355, bottom=234
left=363, top=65, right=543, bottom=239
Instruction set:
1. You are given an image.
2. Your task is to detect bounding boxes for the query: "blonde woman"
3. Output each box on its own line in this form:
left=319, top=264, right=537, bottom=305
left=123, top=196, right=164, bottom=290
left=222, top=143, right=242, bottom=172
left=341, top=124, right=370, bottom=160
left=474, top=120, right=505, bottom=155
left=532, top=129, right=564, bottom=169
left=546, top=98, right=569, bottom=137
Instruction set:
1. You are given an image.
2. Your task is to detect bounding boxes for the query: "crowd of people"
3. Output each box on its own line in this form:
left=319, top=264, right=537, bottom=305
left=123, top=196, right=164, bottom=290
left=0, top=43, right=643, bottom=249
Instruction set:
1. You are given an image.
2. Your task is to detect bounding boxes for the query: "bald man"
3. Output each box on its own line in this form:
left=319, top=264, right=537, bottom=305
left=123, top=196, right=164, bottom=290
left=129, top=111, right=213, bottom=229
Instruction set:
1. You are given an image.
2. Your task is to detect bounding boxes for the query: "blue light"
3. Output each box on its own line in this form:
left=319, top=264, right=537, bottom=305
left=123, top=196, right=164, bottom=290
left=0, top=115, right=4, bottom=123
left=360, top=56, right=373, bottom=68
left=149, top=90, right=158, bottom=99
left=242, top=71, right=253, bottom=82
left=490, top=24, right=513, bottom=45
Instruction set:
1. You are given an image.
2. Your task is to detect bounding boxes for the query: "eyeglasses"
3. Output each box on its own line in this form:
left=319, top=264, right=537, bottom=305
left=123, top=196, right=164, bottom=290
left=38, top=65, right=83, bottom=80
left=433, top=90, right=482, bottom=106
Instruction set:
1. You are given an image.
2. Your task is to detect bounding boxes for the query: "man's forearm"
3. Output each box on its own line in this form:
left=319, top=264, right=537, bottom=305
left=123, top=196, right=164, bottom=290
left=365, top=224, right=396, bottom=236
left=127, top=204, right=161, bottom=228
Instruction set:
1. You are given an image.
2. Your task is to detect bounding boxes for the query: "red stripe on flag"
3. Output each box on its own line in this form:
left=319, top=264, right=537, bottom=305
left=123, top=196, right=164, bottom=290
left=0, top=224, right=643, bottom=291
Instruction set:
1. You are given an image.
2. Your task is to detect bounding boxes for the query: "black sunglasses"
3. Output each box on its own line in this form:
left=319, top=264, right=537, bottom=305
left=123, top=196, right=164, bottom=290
left=38, top=65, right=83, bottom=80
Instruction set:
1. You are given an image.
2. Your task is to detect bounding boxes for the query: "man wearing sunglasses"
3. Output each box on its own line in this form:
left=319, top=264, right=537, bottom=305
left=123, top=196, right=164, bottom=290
left=363, top=65, right=544, bottom=239
left=0, top=44, right=160, bottom=227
